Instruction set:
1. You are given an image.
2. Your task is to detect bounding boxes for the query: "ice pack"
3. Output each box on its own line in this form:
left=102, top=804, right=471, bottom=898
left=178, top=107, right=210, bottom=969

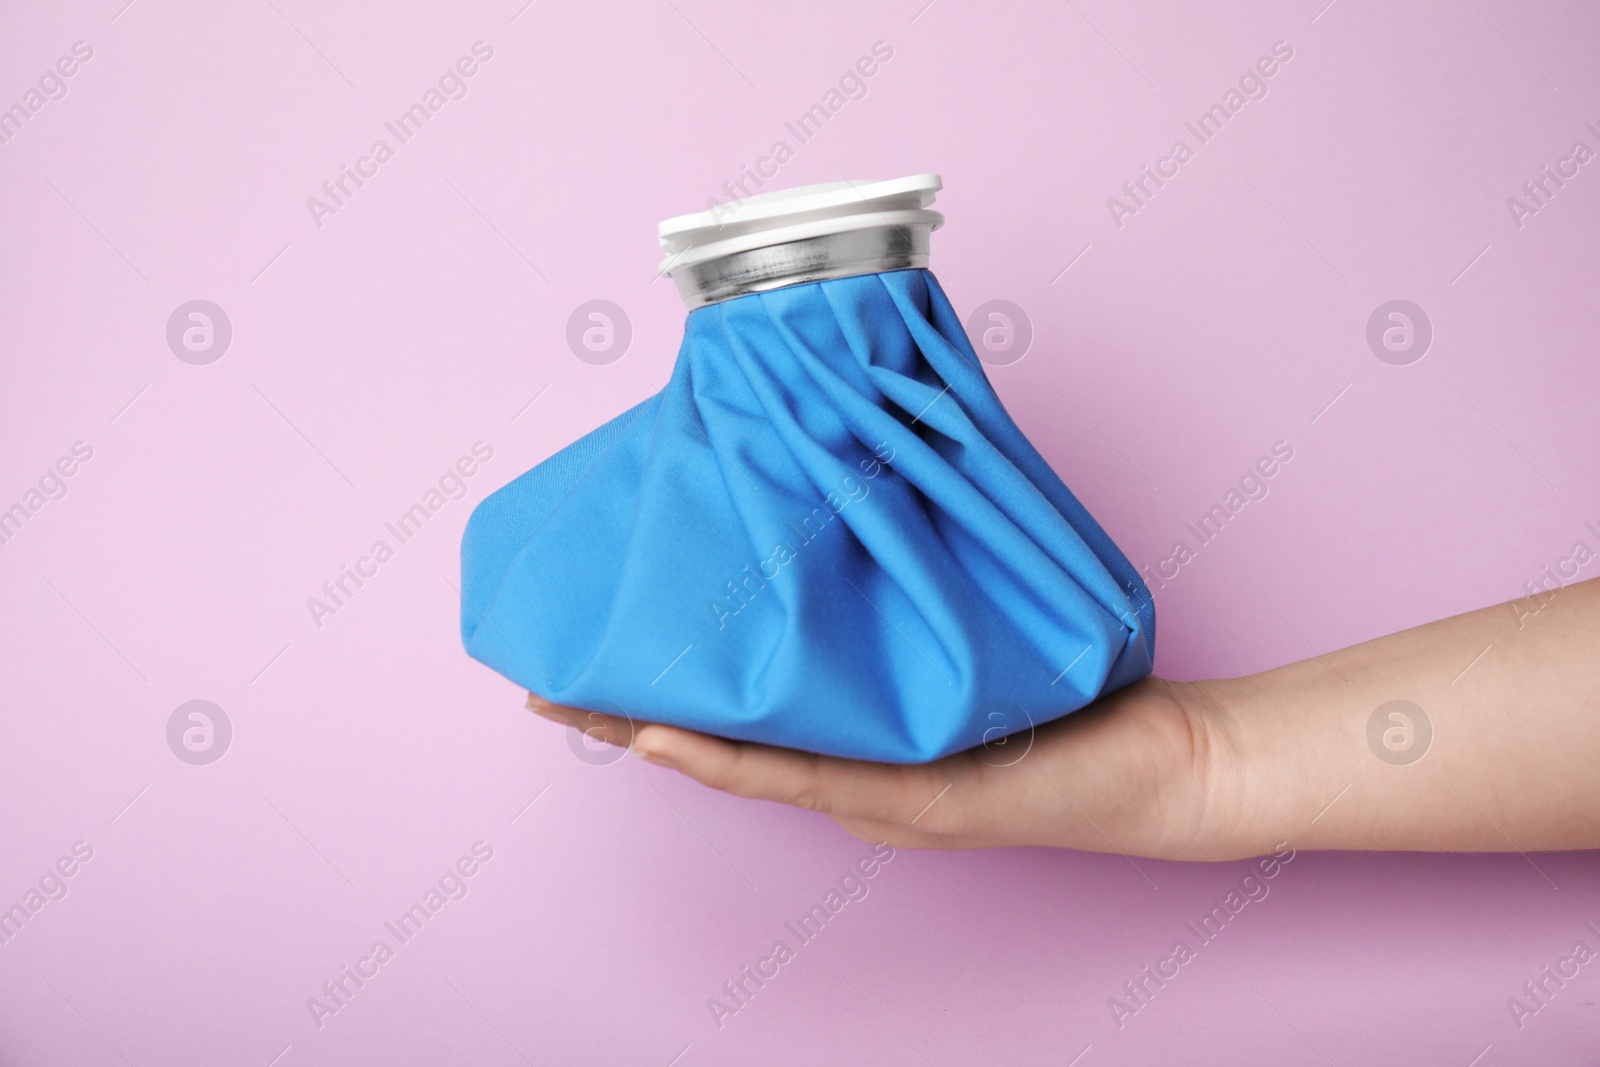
left=460, top=175, right=1154, bottom=763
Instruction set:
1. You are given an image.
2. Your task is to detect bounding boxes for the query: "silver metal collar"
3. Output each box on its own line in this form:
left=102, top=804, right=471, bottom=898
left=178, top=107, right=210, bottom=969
left=670, top=224, right=933, bottom=310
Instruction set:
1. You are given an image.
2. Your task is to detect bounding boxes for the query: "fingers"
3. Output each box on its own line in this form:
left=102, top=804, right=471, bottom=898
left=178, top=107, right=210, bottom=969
left=630, top=723, right=833, bottom=809
left=526, top=693, right=635, bottom=748
left=530, top=688, right=866, bottom=814
left=523, top=692, right=960, bottom=834
left=629, top=724, right=966, bottom=836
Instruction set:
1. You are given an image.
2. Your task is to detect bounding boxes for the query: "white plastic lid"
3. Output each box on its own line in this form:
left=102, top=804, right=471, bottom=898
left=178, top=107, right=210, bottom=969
left=657, top=174, right=944, bottom=275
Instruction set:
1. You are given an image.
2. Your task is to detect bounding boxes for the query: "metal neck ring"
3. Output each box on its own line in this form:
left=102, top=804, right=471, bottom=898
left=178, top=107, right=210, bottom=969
left=669, top=224, right=932, bottom=310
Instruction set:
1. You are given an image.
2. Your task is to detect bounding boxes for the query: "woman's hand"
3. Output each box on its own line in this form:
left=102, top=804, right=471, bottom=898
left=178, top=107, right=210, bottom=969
left=527, top=676, right=1250, bottom=860
left=527, top=580, right=1600, bottom=859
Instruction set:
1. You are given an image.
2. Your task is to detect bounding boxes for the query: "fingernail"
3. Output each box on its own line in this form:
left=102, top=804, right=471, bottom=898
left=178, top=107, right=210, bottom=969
left=634, top=747, right=678, bottom=771
left=525, top=695, right=569, bottom=724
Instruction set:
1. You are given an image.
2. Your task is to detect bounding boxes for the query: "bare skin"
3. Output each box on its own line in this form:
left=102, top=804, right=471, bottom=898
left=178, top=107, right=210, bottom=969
left=526, top=579, right=1600, bottom=860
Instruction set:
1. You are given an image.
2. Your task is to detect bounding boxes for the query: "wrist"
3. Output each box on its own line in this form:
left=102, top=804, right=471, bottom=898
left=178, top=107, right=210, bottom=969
left=1177, top=662, right=1373, bottom=858
left=1161, top=676, right=1272, bottom=861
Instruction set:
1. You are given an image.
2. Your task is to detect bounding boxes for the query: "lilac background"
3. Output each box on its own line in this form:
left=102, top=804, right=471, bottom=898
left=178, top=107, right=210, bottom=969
left=3, top=0, right=1599, bottom=1062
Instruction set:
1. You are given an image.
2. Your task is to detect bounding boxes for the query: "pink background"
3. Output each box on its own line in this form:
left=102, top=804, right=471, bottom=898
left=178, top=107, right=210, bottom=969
left=3, top=0, right=1599, bottom=1062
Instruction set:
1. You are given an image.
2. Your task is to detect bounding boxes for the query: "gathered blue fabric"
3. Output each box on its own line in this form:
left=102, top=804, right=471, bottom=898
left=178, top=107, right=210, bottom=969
left=461, top=268, right=1154, bottom=763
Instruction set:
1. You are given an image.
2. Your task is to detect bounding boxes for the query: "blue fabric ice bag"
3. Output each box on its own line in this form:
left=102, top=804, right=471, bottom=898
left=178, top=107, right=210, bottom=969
left=460, top=175, right=1154, bottom=762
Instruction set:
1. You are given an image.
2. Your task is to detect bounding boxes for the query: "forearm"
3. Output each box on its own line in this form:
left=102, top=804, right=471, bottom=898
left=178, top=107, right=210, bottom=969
left=1193, top=578, right=1600, bottom=855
